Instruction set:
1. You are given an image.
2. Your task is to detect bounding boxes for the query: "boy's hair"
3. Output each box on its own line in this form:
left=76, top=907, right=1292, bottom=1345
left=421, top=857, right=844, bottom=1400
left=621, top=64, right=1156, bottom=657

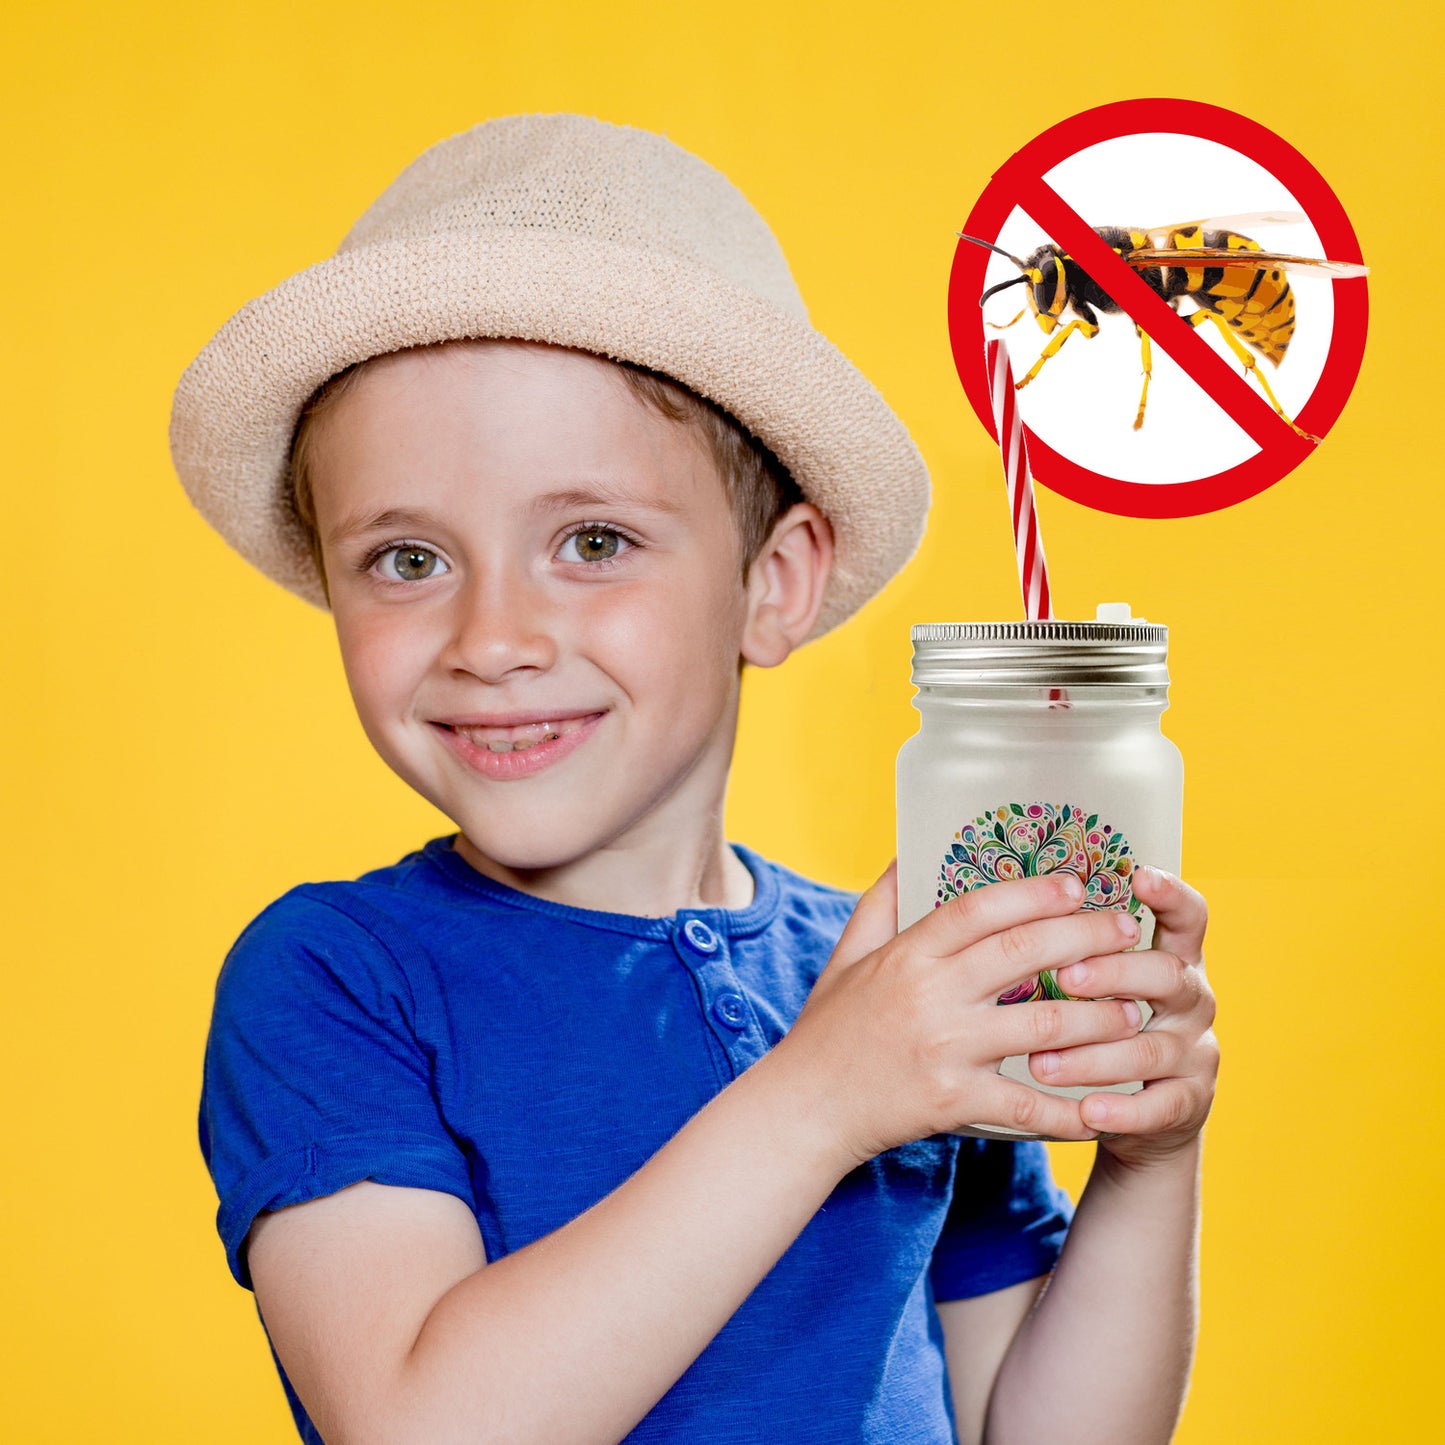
left=288, top=343, right=804, bottom=599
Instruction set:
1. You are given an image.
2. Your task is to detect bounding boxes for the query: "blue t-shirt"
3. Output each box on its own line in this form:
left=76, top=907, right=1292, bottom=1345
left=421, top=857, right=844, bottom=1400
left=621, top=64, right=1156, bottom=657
left=200, top=837, right=1072, bottom=1443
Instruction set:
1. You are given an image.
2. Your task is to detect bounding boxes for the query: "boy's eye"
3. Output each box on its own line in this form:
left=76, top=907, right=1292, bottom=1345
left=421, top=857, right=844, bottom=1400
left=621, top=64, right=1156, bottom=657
left=559, top=528, right=628, bottom=564
left=376, top=545, right=449, bottom=582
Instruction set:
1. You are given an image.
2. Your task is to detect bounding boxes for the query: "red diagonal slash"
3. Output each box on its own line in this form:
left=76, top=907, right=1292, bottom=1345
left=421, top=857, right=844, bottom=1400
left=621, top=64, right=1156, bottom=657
left=1010, top=173, right=1313, bottom=463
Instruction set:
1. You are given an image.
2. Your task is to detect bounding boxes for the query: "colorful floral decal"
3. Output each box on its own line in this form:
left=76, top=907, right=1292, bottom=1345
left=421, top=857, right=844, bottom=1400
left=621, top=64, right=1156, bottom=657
left=936, top=802, right=1143, bottom=1003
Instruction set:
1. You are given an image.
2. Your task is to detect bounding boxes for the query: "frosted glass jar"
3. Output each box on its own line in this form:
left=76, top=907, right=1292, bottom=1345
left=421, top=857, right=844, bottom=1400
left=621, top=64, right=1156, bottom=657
left=896, top=613, right=1183, bottom=1140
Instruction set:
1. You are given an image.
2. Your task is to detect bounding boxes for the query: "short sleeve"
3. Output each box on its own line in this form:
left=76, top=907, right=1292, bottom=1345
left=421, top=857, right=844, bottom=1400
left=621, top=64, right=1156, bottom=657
left=198, top=889, right=475, bottom=1289
left=928, top=1138, right=1074, bottom=1302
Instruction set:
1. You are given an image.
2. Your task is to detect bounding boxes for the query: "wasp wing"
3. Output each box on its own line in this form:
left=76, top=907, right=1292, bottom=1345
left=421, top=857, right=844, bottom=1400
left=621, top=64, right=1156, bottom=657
left=1142, top=213, right=1307, bottom=246
left=1124, top=246, right=1369, bottom=278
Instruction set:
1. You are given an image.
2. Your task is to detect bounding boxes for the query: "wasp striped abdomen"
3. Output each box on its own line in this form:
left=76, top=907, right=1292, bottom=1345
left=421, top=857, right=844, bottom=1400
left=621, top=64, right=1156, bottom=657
left=1160, top=226, right=1296, bottom=366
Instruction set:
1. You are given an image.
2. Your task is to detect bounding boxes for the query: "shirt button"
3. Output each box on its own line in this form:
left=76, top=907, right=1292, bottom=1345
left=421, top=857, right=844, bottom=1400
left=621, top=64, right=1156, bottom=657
left=682, top=919, right=719, bottom=954
left=712, top=992, right=747, bottom=1029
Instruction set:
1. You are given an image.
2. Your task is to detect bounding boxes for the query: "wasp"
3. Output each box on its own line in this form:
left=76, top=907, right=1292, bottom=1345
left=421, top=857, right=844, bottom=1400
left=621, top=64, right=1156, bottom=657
left=959, top=214, right=1368, bottom=441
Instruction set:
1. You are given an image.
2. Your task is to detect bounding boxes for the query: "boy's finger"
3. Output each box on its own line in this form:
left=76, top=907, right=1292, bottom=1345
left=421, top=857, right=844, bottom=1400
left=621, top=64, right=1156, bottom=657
left=1053, top=948, right=1208, bottom=1015
left=827, top=860, right=900, bottom=971
left=966, top=907, right=1142, bottom=999
left=910, top=874, right=1086, bottom=960
left=1027, top=1025, right=1183, bottom=1089
left=1131, top=866, right=1207, bottom=964
left=988, top=996, right=1144, bottom=1065
left=1076, top=1078, right=1207, bottom=1138
left=962, top=1075, right=1100, bottom=1142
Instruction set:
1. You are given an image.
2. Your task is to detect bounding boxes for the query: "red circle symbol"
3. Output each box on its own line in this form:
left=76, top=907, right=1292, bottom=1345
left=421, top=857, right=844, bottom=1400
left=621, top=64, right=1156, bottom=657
left=948, top=99, right=1369, bottom=517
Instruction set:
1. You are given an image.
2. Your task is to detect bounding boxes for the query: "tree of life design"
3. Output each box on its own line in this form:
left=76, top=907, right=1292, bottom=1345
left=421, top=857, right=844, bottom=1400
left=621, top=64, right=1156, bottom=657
left=937, top=801, right=1143, bottom=1003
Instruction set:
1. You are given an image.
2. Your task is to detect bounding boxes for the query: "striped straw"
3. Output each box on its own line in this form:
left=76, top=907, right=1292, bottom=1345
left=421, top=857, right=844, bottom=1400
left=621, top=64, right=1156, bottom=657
left=986, top=339, right=1052, bottom=620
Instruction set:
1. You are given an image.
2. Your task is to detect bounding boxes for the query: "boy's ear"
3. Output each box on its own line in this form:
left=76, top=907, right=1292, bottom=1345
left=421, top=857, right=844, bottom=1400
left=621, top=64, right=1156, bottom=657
left=741, top=503, right=835, bottom=668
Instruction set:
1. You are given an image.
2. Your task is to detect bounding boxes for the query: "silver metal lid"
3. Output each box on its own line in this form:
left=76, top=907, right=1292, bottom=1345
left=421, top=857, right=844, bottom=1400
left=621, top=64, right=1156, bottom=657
left=910, top=618, right=1169, bottom=689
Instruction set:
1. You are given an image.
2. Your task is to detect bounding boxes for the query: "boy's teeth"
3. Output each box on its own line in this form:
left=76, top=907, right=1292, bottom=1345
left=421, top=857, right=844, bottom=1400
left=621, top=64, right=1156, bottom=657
left=511, top=731, right=561, bottom=752
left=456, top=719, right=581, bottom=752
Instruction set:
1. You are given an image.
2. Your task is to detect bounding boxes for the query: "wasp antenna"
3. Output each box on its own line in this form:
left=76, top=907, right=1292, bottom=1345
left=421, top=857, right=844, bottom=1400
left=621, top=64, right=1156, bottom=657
left=979, top=275, right=1028, bottom=306
left=957, top=233, right=1029, bottom=269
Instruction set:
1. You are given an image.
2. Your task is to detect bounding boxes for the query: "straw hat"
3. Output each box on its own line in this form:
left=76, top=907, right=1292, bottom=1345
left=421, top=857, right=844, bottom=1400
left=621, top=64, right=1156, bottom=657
left=169, top=113, right=931, bottom=638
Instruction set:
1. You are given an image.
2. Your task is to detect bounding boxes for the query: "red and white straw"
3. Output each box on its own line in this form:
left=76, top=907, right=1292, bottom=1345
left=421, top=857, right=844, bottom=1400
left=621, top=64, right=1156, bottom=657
left=986, top=339, right=1052, bottom=620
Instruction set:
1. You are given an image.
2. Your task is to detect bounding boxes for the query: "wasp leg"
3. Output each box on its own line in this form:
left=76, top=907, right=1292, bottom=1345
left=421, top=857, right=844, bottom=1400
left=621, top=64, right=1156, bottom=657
left=1133, top=325, right=1153, bottom=430
left=1014, top=317, right=1100, bottom=390
left=986, top=307, right=1027, bottom=331
left=1186, top=309, right=1319, bottom=444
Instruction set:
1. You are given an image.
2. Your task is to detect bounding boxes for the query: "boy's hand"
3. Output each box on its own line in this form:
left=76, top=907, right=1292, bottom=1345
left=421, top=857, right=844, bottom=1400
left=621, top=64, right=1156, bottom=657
left=1038, top=866, right=1218, bottom=1168
left=775, top=864, right=1148, bottom=1168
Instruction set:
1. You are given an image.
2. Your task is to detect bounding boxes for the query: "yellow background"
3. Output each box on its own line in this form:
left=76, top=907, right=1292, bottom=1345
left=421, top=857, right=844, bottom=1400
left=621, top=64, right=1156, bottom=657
left=6, top=2, right=1439, bottom=1439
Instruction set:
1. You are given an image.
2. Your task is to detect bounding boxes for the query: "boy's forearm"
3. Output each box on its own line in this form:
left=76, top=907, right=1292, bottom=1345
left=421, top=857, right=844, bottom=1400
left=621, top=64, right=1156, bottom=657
left=984, top=1137, right=1202, bottom=1445
left=380, top=1049, right=850, bottom=1445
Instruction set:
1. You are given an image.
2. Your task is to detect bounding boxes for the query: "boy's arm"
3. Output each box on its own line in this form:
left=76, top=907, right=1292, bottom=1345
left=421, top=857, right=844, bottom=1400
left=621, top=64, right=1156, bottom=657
left=936, top=1147, right=1200, bottom=1445
left=939, top=866, right=1216, bottom=1445
left=983, top=1138, right=1202, bottom=1444
left=247, top=871, right=1143, bottom=1445
left=248, top=1055, right=844, bottom=1445
left=936, top=1278, right=1047, bottom=1445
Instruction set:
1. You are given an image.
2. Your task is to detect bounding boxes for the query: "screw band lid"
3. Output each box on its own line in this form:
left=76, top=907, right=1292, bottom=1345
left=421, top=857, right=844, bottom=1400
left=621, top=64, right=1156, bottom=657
left=910, top=620, right=1169, bottom=689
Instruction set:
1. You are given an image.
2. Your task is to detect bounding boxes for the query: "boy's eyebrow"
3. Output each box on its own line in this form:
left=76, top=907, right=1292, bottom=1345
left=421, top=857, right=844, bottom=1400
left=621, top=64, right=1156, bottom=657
left=527, top=483, right=686, bottom=517
left=325, top=507, right=439, bottom=547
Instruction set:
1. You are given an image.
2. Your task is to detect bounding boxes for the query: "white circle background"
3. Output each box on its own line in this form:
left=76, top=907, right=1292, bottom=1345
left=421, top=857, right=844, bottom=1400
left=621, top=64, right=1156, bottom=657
left=981, top=133, right=1337, bottom=485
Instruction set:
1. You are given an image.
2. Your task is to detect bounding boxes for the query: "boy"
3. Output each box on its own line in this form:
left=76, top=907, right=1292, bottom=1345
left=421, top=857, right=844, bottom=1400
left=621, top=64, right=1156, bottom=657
left=175, top=115, right=1217, bottom=1444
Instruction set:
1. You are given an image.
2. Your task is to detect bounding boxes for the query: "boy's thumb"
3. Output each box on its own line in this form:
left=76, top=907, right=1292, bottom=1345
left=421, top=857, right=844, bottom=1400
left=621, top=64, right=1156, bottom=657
left=828, top=860, right=899, bottom=971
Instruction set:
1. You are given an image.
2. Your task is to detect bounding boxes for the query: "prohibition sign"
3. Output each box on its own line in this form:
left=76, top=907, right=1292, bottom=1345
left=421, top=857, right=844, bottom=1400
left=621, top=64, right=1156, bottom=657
left=949, top=99, right=1369, bottom=517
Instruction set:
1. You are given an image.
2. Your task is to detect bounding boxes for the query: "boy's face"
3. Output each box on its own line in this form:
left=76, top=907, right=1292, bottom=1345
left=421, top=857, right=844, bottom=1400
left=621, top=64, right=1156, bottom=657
left=306, top=341, right=771, bottom=884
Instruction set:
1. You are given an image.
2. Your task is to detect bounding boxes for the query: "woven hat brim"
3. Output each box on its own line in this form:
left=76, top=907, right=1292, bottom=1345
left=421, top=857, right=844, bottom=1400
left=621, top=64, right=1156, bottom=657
left=169, top=230, right=930, bottom=639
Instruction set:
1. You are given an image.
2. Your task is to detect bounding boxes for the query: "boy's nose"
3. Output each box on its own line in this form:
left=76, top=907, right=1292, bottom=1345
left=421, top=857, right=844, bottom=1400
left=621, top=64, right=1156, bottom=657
left=441, top=569, right=559, bottom=683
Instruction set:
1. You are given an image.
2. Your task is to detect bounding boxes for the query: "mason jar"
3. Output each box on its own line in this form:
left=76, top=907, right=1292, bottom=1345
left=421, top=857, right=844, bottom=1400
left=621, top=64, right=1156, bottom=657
left=896, top=609, right=1183, bottom=1140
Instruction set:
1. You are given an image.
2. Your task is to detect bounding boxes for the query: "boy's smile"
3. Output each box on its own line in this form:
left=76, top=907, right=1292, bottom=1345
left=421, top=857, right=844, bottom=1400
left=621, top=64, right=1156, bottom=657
left=306, top=341, right=826, bottom=915
left=435, top=711, right=604, bottom=781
